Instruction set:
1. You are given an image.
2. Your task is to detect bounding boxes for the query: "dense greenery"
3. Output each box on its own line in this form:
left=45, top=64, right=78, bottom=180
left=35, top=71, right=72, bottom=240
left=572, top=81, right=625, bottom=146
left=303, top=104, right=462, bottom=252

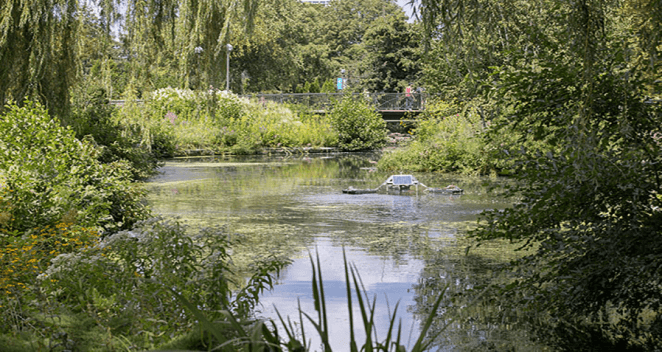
left=410, top=0, right=662, bottom=349
left=1, top=0, right=421, bottom=116
left=1, top=216, right=288, bottom=350
left=328, top=95, right=387, bottom=151
left=0, top=102, right=148, bottom=235
left=378, top=99, right=516, bottom=174
left=113, top=88, right=391, bottom=154
left=0, top=96, right=391, bottom=350
left=3, top=0, right=661, bottom=348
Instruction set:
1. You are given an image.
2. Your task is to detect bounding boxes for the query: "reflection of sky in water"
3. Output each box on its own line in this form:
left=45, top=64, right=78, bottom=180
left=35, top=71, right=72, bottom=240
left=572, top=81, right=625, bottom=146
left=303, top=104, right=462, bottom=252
left=147, top=155, right=536, bottom=350
left=298, top=193, right=468, bottom=225
left=257, top=238, right=426, bottom=351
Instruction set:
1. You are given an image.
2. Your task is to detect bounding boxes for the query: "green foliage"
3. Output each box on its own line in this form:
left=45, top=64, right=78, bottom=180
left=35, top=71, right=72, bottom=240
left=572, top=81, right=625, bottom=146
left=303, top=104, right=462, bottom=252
left=67, top=85, right=160, bottom=180
left=41, top=219, right=232, bottom=340
left=379, top=100, right=513, bottom=174
left=409, top=0, right=662, bottom=348
left=0, top=0, right=77, bottom=117
left=0, top=102, right=149, bottom=235
left=360, top=14, right=421, bottom=93
left=0, top=217, right=288, bottom=350
left=473, top=69, right=662, bottom=349
left=114, top=88, right=339, bottom=154
left=328, top=96, right=387, bottom=151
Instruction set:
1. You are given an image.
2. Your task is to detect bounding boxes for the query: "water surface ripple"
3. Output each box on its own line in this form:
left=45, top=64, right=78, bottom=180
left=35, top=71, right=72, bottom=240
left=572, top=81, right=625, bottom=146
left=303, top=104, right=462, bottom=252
left=147, top=154, right=544, bottom=351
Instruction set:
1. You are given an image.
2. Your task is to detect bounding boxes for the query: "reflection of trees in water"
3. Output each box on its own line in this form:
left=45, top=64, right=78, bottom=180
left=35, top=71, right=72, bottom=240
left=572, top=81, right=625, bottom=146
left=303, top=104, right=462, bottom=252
left=411, top=251, right=547, bottom=351
left=331, top=223, right=432, bottom=264
left=150, top=155, right=543, bottom=349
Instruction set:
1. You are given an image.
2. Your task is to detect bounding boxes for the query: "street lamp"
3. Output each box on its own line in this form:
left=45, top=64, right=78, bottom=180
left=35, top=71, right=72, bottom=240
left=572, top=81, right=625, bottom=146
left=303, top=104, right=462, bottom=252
left=194, top=46, right=203, bottom=89
left=226, top=44, right=233, bottom=91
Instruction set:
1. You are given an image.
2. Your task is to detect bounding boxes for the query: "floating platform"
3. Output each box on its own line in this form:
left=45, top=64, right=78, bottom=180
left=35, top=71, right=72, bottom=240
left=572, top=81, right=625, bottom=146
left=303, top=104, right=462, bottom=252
left=427, top=185, right=464, bottom=194
left=342, top=175, right=463, bottom=195
left=342, top=187, right=378, bottom=194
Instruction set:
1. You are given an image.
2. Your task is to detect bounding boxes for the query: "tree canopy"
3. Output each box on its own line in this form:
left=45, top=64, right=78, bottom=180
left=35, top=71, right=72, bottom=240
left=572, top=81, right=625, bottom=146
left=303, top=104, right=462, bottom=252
left=0, top=0, right=421, bottom=113
left=415, top=0, right=662, bottom=348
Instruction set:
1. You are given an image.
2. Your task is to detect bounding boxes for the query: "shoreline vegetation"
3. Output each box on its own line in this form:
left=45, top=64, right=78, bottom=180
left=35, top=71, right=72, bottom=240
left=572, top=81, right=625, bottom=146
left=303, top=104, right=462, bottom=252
left=2, top=76, right=660, bottom=350
left=0, top=95, right=450, bottom=351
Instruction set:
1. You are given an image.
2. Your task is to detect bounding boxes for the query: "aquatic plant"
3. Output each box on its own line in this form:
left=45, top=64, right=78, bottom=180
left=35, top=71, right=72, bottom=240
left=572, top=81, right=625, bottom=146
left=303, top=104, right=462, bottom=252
left=173, top=250, right=449, bottom=351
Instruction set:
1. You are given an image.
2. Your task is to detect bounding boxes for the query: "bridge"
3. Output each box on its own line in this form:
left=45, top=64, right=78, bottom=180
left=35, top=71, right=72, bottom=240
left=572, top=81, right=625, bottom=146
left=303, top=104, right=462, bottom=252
left=242, top=92, right=429, bottom=121
left=111, top=92, right=431, bottom=121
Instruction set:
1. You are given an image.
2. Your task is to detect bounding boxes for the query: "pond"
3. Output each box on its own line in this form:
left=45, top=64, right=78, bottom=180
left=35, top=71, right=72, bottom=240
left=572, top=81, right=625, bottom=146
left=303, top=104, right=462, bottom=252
left=146, top=153, right=547, bottom=351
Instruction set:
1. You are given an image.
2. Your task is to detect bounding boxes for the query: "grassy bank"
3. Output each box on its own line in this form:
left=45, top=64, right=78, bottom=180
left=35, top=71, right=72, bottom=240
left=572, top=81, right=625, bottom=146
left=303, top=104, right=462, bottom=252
left=114, top=88, right=387, bottom=157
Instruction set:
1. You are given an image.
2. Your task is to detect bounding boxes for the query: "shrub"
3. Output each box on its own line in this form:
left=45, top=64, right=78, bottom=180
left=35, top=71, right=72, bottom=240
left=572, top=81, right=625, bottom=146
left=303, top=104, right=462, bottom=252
left=37, top=218, right=288, bottom=349
left=0, top=101, right=149, bottom=235
left=328, top=96, right=387, bottom=151
left=379, top=100, right=515, bottom=175
left=67, top=85, right=160, bottom=180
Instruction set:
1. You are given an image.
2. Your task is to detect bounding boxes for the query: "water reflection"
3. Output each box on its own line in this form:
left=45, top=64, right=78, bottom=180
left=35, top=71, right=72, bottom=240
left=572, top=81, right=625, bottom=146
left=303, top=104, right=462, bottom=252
left=258, top=238, right=425, bottom=351
left=147, top=153, right=544, bottom=351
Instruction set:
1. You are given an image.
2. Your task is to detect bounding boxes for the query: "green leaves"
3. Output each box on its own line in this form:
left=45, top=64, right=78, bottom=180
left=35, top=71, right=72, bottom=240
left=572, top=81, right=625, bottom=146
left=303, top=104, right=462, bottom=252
left=271, top=249, right=449, bottom=351
left=328, top=95, right=387, bottom=151
left=0, top=102, right=149, bottom=235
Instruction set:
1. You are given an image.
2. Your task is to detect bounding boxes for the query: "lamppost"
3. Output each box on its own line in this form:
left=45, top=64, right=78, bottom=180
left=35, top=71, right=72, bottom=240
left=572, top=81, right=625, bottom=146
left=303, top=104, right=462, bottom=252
left=226, top=44, right=233, bottom=91
left=194, top=46, right=203, bottom=89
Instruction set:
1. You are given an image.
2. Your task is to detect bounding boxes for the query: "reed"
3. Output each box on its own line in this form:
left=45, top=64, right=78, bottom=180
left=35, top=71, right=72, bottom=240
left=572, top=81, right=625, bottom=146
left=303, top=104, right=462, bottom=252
left=171, top=249, right=449, bottom=351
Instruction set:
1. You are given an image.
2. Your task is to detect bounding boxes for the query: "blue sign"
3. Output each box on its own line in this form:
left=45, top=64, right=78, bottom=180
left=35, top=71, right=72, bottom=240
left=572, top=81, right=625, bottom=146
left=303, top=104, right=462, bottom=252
left=337, top=78, right=343, bottom=90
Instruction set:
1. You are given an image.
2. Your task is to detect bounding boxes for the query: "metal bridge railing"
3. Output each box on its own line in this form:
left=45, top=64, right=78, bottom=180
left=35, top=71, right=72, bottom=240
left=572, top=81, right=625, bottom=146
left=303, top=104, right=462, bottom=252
left=242, top=92, right=429, bottom=112
left=110, top=92, right=433, bottom=112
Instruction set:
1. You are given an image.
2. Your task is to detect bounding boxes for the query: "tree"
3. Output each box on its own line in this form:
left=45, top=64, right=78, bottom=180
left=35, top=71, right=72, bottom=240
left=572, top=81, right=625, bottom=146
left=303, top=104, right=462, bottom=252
left=320, top=0, right=404, bottom=90
left=230, top=0, right=334, bottom=92
left=416, top=0, right=662, bottom=348
left=0, top=0, right=78, bottom=117
left=360, top=13, right=421, bottom=92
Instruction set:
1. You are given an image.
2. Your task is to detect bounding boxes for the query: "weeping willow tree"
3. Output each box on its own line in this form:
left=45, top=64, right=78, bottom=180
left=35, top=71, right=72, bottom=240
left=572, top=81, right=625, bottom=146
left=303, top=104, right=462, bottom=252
left=0, top=0, right=79, bottom=117
left=119, top=0, right=258, bottom=93
left=414, top=0, right=662, bottom=349
left=0, top=0, right=257, bottom=113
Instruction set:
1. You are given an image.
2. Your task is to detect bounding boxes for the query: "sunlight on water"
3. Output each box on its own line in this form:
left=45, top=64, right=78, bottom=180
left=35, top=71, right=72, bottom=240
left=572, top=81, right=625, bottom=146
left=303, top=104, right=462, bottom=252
left=146, top=153, right=545, bottom=351
left=257, top=238, right=425, bottom=351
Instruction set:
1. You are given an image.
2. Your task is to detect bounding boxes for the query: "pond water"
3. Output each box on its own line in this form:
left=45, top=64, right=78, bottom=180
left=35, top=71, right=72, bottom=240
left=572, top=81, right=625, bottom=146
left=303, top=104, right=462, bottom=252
left=146, top=153, right=546, bottom=351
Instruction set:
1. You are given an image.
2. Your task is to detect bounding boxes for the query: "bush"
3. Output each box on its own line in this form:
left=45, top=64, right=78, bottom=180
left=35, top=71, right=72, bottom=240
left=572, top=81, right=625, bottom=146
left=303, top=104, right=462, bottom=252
left=0, top=101, right=149, bottom=235
left=328, top=95, right=387, bottom=151
left=378, top=100, right=518, bottom=175
left=35, top=218, right=288, bottom=349
left=67, top=86, right=160, bottom=180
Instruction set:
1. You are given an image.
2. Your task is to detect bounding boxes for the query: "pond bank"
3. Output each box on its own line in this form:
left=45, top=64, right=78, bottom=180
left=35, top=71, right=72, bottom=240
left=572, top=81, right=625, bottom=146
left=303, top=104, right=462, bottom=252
left=173, top=132, right=414, bottom=157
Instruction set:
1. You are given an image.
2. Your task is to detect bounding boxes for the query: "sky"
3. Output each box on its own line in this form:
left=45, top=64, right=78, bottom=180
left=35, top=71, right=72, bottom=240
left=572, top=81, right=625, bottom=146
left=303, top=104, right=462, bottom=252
left=397, top=0, right=418, bottom=22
